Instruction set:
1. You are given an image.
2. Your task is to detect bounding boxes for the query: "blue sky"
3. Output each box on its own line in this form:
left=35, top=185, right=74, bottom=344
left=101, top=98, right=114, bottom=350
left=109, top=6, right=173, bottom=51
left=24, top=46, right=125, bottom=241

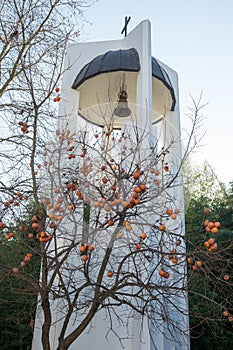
left=81, top=0, right=233, bottom=185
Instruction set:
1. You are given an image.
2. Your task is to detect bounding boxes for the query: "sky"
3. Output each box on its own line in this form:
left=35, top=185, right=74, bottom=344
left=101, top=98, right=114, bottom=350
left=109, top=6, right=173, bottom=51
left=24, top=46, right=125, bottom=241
left=80, top=0, right=233, bottom=186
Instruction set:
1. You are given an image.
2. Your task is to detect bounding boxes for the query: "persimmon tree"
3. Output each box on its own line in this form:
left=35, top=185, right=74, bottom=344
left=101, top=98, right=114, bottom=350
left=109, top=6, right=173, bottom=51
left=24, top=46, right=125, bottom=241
left=1, top=119, right=189, bottom=350
left=184, top=162, right=233, bottom=349
left=1, top=96, right=232, bottom=350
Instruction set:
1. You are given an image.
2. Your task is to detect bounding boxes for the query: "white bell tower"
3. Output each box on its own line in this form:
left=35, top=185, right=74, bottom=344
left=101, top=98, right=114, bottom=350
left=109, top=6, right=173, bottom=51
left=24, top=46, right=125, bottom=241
left=32, top=19, right=190, bottom=350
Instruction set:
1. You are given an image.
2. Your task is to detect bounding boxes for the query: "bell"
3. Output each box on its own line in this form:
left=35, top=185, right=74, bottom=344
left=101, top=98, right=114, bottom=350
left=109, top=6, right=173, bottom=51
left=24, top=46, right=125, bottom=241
left=113, top=90, right=131, bottom=117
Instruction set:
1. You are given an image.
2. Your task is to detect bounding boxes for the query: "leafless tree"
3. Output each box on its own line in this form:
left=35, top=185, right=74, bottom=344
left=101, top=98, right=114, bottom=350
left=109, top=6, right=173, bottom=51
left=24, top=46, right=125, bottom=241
left=0, top=0, right=92, bottom=202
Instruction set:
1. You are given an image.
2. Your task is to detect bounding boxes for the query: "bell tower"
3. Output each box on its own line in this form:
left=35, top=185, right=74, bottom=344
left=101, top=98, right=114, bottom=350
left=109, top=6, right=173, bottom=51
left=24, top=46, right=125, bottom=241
left=32, top=19, right=190, bottom=350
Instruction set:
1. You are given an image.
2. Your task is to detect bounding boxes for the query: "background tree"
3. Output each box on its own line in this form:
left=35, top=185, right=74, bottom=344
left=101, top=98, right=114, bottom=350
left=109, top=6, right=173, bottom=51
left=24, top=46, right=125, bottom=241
left=0, top=235, right=40, bottom=350
left=0, top=0, right=91, bottom=200
left=184, top=161, right=233, bottom=349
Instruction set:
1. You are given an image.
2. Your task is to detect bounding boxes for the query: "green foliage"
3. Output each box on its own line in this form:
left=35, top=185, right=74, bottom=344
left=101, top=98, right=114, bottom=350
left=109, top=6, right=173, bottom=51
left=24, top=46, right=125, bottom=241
left=188, top=230, right=233, bottom=349
left=184, top=160, right=226, bottom=204
left=185, top=161, right=233, bottom=349
left=0, top=202, right=42, bottom=349
left=0, top=240, right=40, bottom=349
left=0, top=275, right=36, bottom=350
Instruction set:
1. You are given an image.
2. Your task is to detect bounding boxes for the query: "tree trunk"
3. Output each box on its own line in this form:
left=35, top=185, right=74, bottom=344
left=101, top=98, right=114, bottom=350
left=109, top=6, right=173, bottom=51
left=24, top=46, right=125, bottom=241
left=41, top=295, right=51, bottom=350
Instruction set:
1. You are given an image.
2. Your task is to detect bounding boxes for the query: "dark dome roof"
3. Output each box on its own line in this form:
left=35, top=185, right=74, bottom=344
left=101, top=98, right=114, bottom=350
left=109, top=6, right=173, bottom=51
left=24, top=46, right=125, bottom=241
left=72, top=48, right=140, bottom=89
left=151, top=57, right=176, bottom=111
left=72, top=48, right=176, bottom=110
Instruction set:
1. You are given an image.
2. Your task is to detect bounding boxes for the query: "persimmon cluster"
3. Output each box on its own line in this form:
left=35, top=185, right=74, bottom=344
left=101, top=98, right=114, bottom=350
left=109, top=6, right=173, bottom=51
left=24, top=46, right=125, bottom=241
left=204, top=220, right=221, bottom=234
left=79, top=244, right=95, bottom=262
left=187, top=257, right=203, bottom=271
left=12, top=253, right=33, bottom=274
left=166, top=208, right=180, bottom=220
left=18, top=120, right=29, bottom=133
left=2, top=191, right=28, bottom=210
left=53, top=87, right=61, bottom=102
left=222, top=310, right=233, bottom=323
left=159, top=269, right=170, bottom=279
left=203, top=237, right=217, bottom=251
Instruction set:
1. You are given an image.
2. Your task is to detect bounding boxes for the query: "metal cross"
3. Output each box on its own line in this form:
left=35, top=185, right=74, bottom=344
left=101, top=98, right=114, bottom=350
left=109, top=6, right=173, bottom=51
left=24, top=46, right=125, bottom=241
left=121, top=16, right=131, bottom=37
